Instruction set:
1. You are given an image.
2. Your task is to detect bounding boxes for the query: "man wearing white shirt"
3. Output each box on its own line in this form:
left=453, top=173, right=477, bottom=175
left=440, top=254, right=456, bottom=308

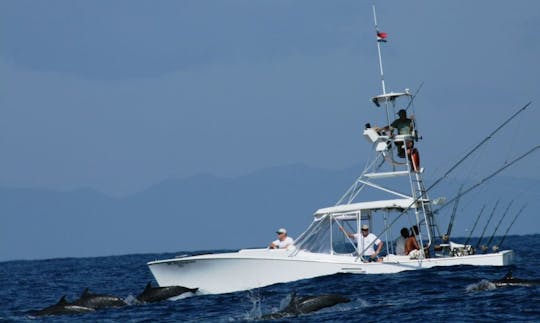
left=269, top=228, right=294, bottom=249
left=341, top=224, right=384, bottom=262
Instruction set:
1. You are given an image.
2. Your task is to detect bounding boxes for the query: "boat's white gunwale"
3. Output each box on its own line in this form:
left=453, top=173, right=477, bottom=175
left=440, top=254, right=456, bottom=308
left=148, top=249, right=513, bottom=266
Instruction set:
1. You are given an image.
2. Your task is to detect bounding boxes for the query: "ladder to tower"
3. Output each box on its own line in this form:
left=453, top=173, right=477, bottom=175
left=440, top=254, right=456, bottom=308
left=411, top=171, right=439, bottom=245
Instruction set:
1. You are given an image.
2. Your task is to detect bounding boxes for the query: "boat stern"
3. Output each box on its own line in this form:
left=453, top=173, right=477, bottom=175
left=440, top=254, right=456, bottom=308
left=500, top=249, right=514, bottom=266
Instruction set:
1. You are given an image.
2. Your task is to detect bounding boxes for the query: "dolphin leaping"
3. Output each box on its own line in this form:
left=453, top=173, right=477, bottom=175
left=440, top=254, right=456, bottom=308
left=136, top=282, right=198, bottom=303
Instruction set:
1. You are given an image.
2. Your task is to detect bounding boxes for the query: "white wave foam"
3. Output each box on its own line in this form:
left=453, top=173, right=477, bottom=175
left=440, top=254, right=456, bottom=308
left=466, top=279, right=496, bottom=292
left=123, top=294, right=139, bottom=305
left=168, top=291, right=196, bottom=301
left=243, top=289, right=263, bottom=321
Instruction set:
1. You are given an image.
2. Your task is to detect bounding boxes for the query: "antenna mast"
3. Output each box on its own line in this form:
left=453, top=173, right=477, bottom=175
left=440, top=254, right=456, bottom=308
left=372, top=5, right=391, bottom=126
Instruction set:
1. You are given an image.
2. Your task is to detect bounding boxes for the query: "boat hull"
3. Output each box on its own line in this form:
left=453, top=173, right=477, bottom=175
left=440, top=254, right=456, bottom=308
left=148, top=248, right=514, bottom=294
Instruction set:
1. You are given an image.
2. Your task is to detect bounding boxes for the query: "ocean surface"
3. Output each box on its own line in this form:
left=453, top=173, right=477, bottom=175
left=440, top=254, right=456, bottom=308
left=1, top=234, right=539, bottom=322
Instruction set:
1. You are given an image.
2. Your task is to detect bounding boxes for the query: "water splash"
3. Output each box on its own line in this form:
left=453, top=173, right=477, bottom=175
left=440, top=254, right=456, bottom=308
left=466, top=279, right=496, bottom=292
left=243, top=289, right=262, bottom=320
left=124, top=294, right=139, bottom=306
left=278, top=292, right=294, bottom=311
left=354, top=297, right=370, bottom=308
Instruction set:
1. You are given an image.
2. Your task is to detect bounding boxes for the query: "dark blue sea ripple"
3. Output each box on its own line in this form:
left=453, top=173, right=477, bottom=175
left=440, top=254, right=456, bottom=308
left=0, top=235, right=539, bottom=322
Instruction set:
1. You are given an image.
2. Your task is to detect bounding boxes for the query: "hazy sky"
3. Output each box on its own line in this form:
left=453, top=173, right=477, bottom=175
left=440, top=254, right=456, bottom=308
left=1, top=0, right=539, bottom=196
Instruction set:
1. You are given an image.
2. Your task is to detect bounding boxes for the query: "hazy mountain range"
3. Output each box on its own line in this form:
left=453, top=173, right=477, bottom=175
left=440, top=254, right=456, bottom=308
left=2, top=163, right=538, bottom=261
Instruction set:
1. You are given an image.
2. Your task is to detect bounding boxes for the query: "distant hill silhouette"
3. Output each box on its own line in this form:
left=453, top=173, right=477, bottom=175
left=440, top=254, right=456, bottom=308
left=1, top=164, right=539, bottom=261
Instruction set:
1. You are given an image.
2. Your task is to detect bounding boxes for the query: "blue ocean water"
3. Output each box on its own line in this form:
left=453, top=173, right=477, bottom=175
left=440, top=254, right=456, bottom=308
left=1, top=235, right=539, bottom=322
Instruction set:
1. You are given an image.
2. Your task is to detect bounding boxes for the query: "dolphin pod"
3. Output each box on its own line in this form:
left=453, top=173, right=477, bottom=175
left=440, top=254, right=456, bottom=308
left=29, top=285, right=349, bottom=318
left=261, top=292, right=350, bottom=319
left=29, top=284, right=197, bottom=317
left=492, top=271, right=540, bottom=287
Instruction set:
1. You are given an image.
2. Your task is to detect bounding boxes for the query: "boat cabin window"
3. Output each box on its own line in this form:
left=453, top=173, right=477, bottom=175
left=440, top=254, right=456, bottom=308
left=294, top=216, right=332, bottom=254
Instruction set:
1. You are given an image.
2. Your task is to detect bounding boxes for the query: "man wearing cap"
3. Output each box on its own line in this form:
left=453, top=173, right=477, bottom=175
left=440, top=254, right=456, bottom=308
left=341, top=224, right=384, bottom=262
left=269, top=228, right=294, bottom=249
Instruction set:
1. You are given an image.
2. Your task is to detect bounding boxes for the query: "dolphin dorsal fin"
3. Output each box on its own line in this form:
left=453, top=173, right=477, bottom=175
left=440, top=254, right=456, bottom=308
left=81, top=288, right=90, bottom=297
left=144, top=282, right=153, bottom=291
left=57, top=295, right=68, bottom=305
left=505, top=270, right=513, bottom=280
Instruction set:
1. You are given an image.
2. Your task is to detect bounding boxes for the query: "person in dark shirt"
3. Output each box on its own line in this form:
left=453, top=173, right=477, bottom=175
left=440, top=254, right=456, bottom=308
left=376, top=109, right=414, bottom=158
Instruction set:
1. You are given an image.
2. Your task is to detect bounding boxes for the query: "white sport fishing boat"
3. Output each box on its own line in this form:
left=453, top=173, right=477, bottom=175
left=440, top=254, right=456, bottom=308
left=148, top=7, right=519, bottom=295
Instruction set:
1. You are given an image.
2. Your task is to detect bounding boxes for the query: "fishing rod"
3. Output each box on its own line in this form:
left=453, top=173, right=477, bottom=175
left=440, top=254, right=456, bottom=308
left=463, top=204, right=485, bottom=246
left=485, top=200, right=514, bottom=248
left=495, top=204, right=527, bottom=250
left=445, top=184, right=464, bottom=240
left=475, top=200, right=501, bottom=249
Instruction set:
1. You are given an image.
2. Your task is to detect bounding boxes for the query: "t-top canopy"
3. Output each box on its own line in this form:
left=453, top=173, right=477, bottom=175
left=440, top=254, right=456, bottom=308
left=314, top=198, right=416, bottom=217
left=371, top=91, right=411, bottom=107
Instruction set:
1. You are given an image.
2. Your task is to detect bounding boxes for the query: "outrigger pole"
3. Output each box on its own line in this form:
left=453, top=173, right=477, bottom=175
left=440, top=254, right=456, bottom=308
left=434, top=145, right=540, bottom=215
left=424, top=102, right=531, bottom=196
left=404, top=81, right=424, bottom=113
left=372, top=5, right=391, bottom=126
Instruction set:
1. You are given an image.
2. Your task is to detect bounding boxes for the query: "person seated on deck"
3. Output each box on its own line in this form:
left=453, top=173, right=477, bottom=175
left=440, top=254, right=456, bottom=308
left=405, top=225, right=425, bottom=259
left=269, top=228, right=294, bottom=249
left=375, top=109, right=415, bottom=158
left=395, top=227, right=409, bottom=256
left=341, top=224, right=384, bottom=262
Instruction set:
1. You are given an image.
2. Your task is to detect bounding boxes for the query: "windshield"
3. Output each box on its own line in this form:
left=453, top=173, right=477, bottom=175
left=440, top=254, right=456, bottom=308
left=293, top=215, right=359, bottom=255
